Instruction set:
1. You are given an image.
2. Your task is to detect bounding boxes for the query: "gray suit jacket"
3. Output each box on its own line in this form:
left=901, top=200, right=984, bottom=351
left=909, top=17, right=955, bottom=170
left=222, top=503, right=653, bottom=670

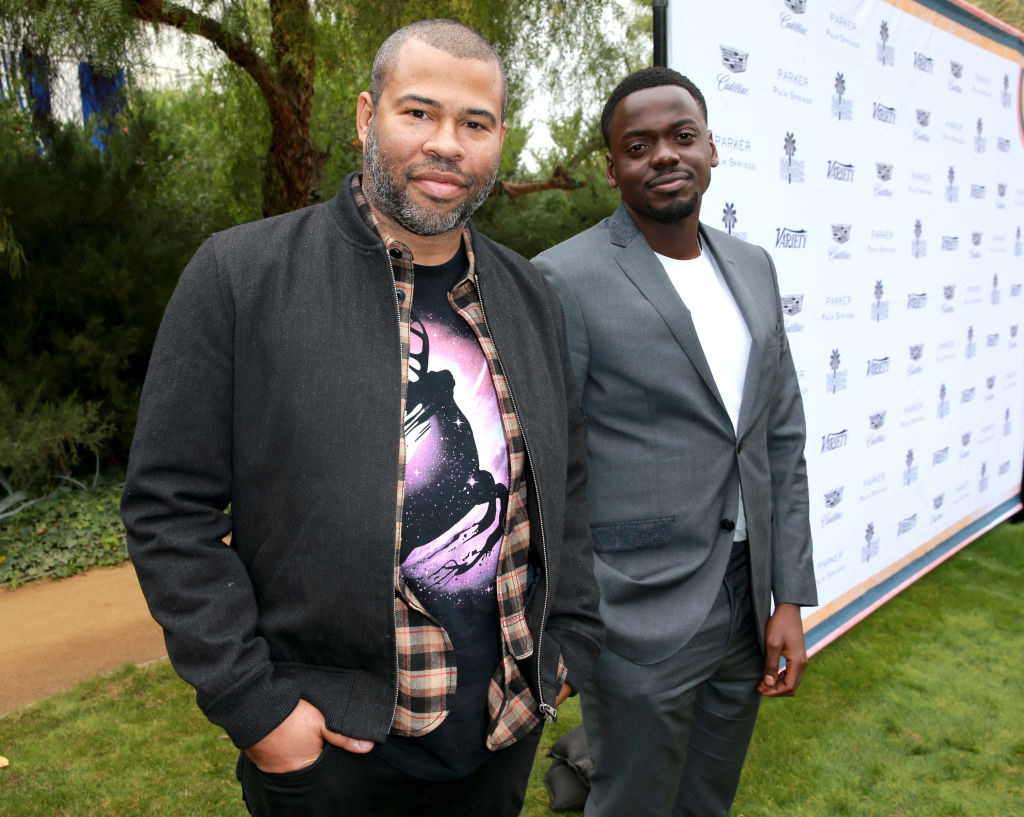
left=534, top=205, right=816, bottom=664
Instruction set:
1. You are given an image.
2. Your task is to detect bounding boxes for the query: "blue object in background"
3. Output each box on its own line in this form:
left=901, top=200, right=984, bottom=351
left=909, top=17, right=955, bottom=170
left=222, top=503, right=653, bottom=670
left=79, top=62, right=125, bottom=148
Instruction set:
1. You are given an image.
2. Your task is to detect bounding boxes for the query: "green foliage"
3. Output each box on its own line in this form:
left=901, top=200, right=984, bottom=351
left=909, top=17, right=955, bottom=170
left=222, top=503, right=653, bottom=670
left=0, top=108, right=207, bottom=463
left=0, top=479, right=127, bottom=587
left=0, top=384, right=112, bottom=491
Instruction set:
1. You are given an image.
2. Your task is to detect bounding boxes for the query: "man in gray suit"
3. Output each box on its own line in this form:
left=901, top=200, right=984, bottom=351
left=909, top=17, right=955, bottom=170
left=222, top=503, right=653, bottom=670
left=533, top=68, right=817, bottom=817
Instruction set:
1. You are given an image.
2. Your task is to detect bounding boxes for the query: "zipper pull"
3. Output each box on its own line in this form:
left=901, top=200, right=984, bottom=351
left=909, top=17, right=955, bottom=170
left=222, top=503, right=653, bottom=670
left=540, top=702, right=558, bottom=722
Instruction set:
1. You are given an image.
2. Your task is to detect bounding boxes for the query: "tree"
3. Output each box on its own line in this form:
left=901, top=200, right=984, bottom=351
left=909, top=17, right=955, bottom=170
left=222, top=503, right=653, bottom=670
left=2, top=0, right=646, bottom=216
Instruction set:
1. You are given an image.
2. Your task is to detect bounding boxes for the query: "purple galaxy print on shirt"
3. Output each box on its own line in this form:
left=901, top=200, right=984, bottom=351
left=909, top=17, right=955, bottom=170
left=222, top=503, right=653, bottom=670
left=401, top=311, right=508, bottom=599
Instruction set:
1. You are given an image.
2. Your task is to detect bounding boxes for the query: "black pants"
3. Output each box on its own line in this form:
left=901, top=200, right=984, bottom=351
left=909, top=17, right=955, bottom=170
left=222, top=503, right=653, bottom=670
left=237, top=727, right=543, bottom=817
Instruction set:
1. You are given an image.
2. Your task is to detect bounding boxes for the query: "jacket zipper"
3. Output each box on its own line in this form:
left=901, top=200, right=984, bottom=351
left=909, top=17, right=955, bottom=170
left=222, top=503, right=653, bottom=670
left=385, top=247, right=404, bottom=729
left=476, top=277, right=558, bottom=723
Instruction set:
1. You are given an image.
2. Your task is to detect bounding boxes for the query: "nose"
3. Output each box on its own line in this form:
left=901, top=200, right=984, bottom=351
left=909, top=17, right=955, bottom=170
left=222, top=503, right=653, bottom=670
left=650, top=137, right=679, bottom=167
left=422, top=120, right=465, bottom=162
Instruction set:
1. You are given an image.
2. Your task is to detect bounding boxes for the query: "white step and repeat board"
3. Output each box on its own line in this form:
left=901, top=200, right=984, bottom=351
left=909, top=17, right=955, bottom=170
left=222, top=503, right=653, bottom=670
left=667, top=0, right=1024, bottom=650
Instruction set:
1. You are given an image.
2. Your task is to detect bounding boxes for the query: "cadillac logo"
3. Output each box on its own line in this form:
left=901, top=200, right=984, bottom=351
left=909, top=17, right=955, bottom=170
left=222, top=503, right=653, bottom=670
left=720, top=45, right=749, bottom=73
left=831, top=224, right=851, bottom=244
left=781, top=295, right=804, bottom=316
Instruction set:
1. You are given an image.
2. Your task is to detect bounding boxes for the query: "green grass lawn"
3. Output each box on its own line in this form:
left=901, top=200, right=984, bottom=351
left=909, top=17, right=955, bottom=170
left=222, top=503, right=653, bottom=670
left=0, top=522, right=1021, bottom=816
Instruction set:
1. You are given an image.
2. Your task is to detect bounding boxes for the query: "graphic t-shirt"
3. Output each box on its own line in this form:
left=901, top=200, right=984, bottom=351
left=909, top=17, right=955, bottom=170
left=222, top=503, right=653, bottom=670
left=373, top=245, right=508, bottom=780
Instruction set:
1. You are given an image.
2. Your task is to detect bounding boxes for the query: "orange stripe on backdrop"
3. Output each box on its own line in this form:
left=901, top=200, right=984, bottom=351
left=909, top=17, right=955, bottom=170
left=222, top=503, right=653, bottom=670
left=802, top=483, right=1023, bottom=640
left=881, top=0, right=1024, bottom=63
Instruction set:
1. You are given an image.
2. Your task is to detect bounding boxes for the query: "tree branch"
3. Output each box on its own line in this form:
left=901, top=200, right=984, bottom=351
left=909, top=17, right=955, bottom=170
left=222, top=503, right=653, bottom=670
left=128, top=0, right=285, bottom=119
left=492, top=166, right=584, bottom=199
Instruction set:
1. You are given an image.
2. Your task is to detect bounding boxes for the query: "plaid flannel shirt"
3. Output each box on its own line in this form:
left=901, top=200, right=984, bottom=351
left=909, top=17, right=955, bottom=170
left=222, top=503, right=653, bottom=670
left=352, top=176, right=566, bottom=750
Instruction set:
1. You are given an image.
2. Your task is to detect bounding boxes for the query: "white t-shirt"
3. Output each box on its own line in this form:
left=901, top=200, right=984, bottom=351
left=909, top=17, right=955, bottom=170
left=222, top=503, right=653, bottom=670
left=656, top=244, right=751, bottom=540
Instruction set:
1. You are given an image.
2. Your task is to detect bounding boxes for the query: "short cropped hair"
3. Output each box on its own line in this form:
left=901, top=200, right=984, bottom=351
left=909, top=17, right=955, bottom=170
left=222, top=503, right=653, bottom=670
left=369, top=19, right=508, bottom=120
left=600, top=67, right=709, bottom=147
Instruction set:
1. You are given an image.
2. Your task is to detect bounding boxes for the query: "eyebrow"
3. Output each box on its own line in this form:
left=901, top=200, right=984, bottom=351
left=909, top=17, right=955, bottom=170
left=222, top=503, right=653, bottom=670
left=396, top=93, right=498, bottom=126
left=619, top=118, right=700, bottom=141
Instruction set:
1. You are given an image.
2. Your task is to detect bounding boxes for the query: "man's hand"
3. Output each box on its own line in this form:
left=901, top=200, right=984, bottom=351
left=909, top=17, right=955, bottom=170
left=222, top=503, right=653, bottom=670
left=556, top=682, right=572, bottom=707
left=244, top=699, right=374, bottom=773
left=758, top=603, right=808, bottom=697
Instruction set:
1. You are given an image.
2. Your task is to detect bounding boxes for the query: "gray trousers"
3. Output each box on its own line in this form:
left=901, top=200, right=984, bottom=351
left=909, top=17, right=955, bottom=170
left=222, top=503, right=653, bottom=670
left=582, top=541, right=763, bottom=817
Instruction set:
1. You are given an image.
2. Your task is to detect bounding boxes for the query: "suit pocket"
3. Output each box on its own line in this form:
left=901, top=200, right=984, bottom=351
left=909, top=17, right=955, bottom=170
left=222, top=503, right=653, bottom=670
left=590, top=517, right=675, bottom=553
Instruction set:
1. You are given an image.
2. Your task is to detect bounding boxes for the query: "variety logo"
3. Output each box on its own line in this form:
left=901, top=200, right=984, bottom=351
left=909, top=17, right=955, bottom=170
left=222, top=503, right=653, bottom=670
left=945, top=166, right=959, bottom=203
left=999, top=460, right=1011, bottom=476
left=877, top=21, right=894, bottom=66
left=933, top=446, right=950, bottom=465
left=997, top=137, right=1011, bottom=153
left=871, top=280, right=889, bottom=321
left=898, top=514, right=917, bottom=536
left=826, top=160, right=855, bottom=182
left=975, top=118, right=986, bottom=153
left=780, top=133, right=805, bottom=183
left=776, top=227, right=808, bottom=249
left=873, top=102, right=896, bottom=124
left=961, top=386, right=975, bottom=404
left=903, top=449, right=918, bottom=485
left=833, top=72, right=853, bottom=120
left=827, top=348, right=847, bottom=393
left=970, top=184, right=986, bottom=200
left=863, top=522, right=880, bottom=562
left=866, top=356, right=890, bottom=376
left=821, top=429, right=849, bottom=452
left=913, top=52, right=935, bottom=73
left=986, top=333, right=999, bottom=348
left=911, top=219, right=927, bottom=258
left=937, top=383, right=950, bottom=418
left=907, top=292, right=927, bottom=309
left=941, top=236, right=959, bottom=251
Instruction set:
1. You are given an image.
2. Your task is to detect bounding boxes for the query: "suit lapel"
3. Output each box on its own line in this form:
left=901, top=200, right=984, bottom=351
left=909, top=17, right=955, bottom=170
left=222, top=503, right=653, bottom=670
left=609, top=206, right=726, bottom=412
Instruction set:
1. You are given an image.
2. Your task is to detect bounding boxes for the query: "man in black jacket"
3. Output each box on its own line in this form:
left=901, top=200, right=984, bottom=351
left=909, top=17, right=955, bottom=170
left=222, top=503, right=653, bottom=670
left=122, top=19, right=602, bottom=817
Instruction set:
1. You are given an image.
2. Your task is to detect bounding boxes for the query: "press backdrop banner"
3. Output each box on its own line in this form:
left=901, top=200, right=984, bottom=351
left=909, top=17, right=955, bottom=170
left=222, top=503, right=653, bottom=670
left=667, top=0, right=1024, bottom=650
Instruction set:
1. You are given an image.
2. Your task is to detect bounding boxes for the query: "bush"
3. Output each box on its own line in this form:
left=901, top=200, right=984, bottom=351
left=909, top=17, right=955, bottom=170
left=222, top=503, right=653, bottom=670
left=0, top=107, right=208, bottom=464
left=0, top=384, right=112, bottom=492
left=0, top=478, right=127, bottom=587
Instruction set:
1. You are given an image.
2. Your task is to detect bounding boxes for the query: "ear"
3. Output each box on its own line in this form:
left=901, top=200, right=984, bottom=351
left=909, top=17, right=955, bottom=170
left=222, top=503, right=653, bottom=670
left=605, top=152, right=618, bottom=188
left=499, top=120, right=508, bottom=149
left=708, top=131, right=719, bottom=169
left=356, top=92, right=374, bottom=148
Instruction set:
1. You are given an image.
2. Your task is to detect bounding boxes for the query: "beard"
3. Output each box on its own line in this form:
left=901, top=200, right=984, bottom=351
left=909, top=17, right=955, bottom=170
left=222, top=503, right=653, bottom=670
left=645, top=191, right=700, bottom=224
left=362, top=124, right=499, bottom=236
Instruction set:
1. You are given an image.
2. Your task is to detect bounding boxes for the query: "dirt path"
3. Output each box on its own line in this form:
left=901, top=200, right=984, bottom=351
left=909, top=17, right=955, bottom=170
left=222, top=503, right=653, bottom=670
left=0, top=562, right=166, bottom=715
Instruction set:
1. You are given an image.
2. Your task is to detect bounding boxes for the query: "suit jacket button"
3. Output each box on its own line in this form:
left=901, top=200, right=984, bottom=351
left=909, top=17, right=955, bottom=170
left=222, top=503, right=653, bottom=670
left=720, top=518, right=736, bottom=532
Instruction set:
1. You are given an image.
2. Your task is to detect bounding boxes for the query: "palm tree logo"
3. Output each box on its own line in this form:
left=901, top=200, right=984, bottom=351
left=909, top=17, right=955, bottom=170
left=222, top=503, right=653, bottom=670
left=833, top=72, right=848, bottom=119
left=872, top=280, right=888, bottom=321
left=722, top=202, right=737, bottom=234
left=783, top=133, right=796, bottom=182
left=912, top=219, right=925, bottom=258
left=877, top=21, right=894, bottom=65
left=827, top=349, right=844, bottom=394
